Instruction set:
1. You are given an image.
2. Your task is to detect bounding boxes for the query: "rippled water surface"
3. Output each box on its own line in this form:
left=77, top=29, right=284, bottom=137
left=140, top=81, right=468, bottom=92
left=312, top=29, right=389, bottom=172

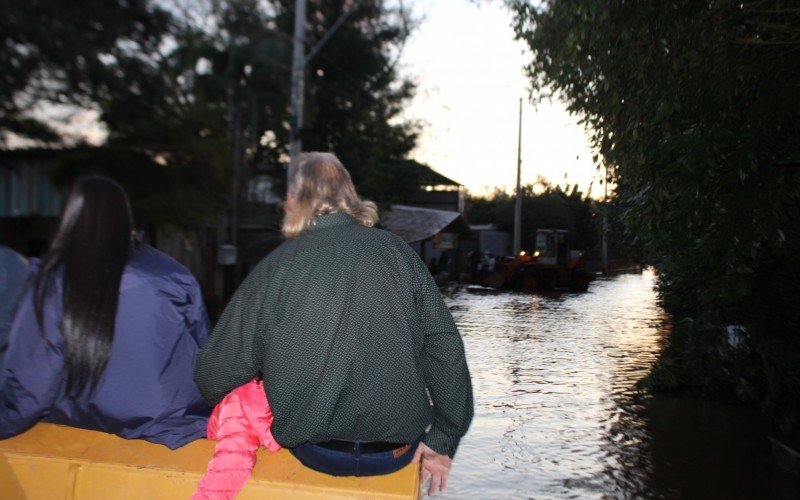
left=439, top=270, right=798, bottom=499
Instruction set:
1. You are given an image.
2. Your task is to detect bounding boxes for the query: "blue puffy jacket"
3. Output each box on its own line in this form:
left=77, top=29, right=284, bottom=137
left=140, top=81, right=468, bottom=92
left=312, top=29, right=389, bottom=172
left=0, top=246, right=29, bottom=381
left=0, top=245, right=211, bottom=449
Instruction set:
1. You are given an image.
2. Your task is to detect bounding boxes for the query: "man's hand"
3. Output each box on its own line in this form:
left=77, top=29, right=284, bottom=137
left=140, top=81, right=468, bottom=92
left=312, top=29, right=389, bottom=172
left=412, top=442, right=452, bottom=496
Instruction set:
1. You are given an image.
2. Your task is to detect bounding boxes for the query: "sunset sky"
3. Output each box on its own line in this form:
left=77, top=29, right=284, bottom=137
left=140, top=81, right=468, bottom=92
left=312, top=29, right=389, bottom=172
left=401, top=0, right=601, bottom=197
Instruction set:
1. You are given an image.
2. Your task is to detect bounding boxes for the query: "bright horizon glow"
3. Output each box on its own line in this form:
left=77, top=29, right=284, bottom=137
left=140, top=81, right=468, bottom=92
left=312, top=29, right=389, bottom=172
left=5, top=105, right=106, bottom=149
left=401, top=0, right=602, bottom=199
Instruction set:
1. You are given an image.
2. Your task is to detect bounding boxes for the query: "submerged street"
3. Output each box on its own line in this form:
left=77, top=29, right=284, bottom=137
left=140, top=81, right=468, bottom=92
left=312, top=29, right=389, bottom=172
left=441, top=270, right=798, bottom=499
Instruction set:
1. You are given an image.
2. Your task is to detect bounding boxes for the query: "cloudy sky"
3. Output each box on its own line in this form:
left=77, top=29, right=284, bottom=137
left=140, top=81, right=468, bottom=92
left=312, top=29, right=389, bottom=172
left=400, top=0, right=601, bottom=197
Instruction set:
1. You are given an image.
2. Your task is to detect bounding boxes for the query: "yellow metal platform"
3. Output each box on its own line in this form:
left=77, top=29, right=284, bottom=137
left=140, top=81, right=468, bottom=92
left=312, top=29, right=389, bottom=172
left=0, top=423, right=420, bottom=499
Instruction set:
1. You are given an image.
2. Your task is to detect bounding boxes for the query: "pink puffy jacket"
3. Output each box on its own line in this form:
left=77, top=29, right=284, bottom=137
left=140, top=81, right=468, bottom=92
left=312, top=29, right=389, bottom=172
left=193, top=380, right=281, bottom=499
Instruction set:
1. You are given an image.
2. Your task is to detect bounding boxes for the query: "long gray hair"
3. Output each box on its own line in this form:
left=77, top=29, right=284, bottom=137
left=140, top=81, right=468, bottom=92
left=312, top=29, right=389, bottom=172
left=282, top=152, right=378, bottom=238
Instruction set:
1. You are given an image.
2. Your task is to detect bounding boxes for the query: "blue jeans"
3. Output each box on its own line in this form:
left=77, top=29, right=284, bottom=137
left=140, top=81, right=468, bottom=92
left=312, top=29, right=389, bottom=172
left=291, top=437, right=421, bottom=477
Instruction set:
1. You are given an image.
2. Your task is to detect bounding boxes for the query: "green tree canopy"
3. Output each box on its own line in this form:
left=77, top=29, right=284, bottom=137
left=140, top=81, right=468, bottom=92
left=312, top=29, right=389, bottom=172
left=187, top=0, right=419, bottom=200
left=289, top=0, right=419, bottom=200
left=0, top=0, right=172, bottom=144
left=3, top=0, right=425, bottom=225
left=511, top=0, right=800, bottom=439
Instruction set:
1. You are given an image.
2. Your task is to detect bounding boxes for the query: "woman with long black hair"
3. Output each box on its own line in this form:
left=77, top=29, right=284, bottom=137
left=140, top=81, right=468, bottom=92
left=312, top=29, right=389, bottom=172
left=0, top=176, right=210, bottom=448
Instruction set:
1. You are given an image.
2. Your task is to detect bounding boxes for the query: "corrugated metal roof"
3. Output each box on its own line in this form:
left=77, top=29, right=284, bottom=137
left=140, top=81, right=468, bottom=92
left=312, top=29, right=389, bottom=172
left=381, top=204, right=463, bottom=243
left=0, top=155, right=63, bottom=218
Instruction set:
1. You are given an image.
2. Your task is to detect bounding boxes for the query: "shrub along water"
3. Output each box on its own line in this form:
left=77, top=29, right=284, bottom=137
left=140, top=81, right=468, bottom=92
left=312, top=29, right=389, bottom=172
left=511, top=0, right=800, bottom=444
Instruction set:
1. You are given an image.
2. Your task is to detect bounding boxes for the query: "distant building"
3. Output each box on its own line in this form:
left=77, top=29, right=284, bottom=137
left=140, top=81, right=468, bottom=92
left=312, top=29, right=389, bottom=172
left=469, top=224, right=511, bottom=259
left=0, top=148, right=210, bottom=288
left=381, top=204, right=471, bottom=277
left=378, top=162, right=474, bottom=278
left=2, top=150, right=472, bottom=286
left=403, top=161, right=465, bottom=214
left=246, top=174, right=283, bottom=205
left=0, top=149, right=65, bottom=256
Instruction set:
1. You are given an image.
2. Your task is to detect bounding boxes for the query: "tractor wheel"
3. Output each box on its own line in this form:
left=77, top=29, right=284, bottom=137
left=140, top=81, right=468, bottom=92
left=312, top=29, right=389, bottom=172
left=569, top=269, right=589, bottom=292
left=519, top=273, right=538, bottom=291
left=539, top=270, right=556, bottom=290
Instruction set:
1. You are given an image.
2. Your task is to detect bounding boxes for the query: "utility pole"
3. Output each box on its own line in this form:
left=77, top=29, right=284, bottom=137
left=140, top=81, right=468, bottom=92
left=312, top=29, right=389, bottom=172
left=289, top=0, right=361, bottom=162
left=289, top=0, right=308, bottom=160
left=602, top=165, right=609, bottom=274
left=231, top=104, right=244, bottom=283
left=513, top=98, right=523, bottom=256
left=216, top=79, right=243, bottom=301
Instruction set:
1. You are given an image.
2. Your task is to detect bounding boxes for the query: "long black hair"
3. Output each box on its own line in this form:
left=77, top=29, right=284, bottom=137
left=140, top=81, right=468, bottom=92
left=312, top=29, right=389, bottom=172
left=34, top=176, right=134, bottom=395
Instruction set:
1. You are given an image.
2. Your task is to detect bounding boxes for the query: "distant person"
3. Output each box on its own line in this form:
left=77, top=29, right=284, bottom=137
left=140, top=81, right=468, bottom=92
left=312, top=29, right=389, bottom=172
left=479, top=252, right=493, bottom=282
left=428, top=257, right=440, bottom=275
left=0, top=177, right=211, bottom=448
left=0, top=246, right=29, bottom=385
left=438, top=250, right=451, bottom=274
left=195, top=152, right=473, bottom=495
left=486, top=253, right=496, bottom=276
left=470, top=250, right=482, bottom=283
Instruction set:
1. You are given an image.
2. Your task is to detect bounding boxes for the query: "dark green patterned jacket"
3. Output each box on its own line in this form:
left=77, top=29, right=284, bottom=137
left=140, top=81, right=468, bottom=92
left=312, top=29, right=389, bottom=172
left=194, top=213, right=473, bottom=458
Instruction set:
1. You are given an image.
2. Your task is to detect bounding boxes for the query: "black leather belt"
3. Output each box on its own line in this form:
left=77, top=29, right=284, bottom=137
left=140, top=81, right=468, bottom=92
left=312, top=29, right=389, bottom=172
left=315, top=439, right=407, bottom=454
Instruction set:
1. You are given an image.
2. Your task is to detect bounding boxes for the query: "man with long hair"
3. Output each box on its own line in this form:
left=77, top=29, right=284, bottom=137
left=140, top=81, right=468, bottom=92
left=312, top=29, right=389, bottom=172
left=195, top=152, right=473, bottom=495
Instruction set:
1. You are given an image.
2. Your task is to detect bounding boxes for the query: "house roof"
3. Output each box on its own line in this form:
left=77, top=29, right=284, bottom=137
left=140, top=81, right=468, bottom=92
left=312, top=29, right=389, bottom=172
left=381, top=204, right=471, bottom=243
left=396, top=160, right=461, bottom=187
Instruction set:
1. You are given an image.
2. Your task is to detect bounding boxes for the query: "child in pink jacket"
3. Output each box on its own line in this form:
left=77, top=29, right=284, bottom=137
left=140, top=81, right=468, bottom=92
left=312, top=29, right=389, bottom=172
left=193, top=380, right=281, bottom=499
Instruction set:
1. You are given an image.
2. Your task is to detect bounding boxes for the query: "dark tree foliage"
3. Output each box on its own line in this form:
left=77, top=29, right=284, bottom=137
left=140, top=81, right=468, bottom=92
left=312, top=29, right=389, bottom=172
left=130, top=0, right=419, bottom=202
left=1, top=1, right=231, bottom=227
left=184, top=0, right=421, bottom=201
left=511, top=0, right=800, bottom=440
left=3, top=0, right=422, bottom=226
left=466, top=180, right=598, bottom=255
left=180, top=0, right=291, bottom=169
left=0, top=0, right=171, bottom=144
left=277, top=0, right=420, bottom=201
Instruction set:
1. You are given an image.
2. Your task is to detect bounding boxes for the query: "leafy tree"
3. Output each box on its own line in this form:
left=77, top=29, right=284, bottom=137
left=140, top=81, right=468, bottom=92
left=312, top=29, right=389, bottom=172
left=0, top=0, right=172, bottom=144
left=3, top=0, right=422, bottom=226
left=44, top=147, right=221, bottom=230
left=277, top=0, right=419, bottom=200
left=1, top=1, right=231, bottom=227
left=511, top=0, right=800, bottom=440
left=141, top=0, right=420, bottom=202
left=129, top=0, right=420, bottom=203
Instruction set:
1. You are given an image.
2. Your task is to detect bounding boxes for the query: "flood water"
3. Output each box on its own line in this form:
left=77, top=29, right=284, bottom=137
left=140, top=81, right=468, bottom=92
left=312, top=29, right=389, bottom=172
left=440, top=269, right=799, bottom=499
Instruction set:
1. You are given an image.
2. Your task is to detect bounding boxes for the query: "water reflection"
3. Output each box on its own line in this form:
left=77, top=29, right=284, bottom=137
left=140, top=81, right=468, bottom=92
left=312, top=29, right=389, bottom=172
left=439, top=270, right=798, bottom=499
